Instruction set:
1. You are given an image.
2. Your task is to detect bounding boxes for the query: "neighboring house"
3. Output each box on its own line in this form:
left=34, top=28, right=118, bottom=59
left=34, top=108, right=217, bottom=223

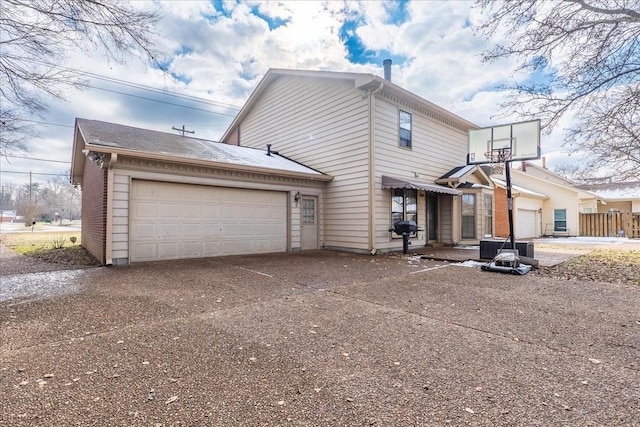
left=489, top=162, right=599, bottom=238
left=0, top=210, right=18, bottom=223
left=220, top=67, right=489, bottom=254
left=70, top=119, right=331, bottom=265
left=576, top=182, right=640, bottom=213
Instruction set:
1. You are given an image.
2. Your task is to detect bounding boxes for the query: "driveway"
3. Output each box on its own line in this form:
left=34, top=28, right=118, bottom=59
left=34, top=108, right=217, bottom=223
left=1, top=250, right=638, bottom=426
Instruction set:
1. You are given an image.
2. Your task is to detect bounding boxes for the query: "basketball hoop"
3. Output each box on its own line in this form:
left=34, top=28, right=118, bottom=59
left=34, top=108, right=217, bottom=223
left=484, top=148, right=511, bottom=175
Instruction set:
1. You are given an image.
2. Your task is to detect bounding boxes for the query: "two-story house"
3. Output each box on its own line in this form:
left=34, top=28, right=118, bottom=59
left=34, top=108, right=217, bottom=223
left=220, top=67, right=493, bottom=254
left=71, top=66, right=494, bottom=264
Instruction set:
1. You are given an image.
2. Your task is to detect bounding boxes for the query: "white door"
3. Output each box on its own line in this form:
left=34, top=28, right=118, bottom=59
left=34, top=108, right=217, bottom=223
left=130, top=180, right=287, bottom=262
left=516, top=209, right=537, bottom=238
left=300, top=196, right=318, bottom=250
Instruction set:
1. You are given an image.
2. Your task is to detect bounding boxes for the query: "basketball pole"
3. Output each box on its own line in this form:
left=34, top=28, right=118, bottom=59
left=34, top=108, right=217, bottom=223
left=505, top=159, right=516, bottom=251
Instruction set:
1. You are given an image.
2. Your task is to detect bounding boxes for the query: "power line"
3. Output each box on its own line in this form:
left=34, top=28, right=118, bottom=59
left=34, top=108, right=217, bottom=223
left=1, top=171, right=69, bottom=177
left=3, top=155, right=70, bottom=164
left=21, top=57, right=243, bottom=111
left=8, top=118, right=73, bottom=128
left=89, top=85, right=238, bottom=117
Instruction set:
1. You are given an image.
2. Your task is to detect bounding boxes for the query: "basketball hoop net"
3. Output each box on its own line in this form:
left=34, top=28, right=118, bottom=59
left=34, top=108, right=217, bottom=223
left=484, top=148, right=511, bottom=175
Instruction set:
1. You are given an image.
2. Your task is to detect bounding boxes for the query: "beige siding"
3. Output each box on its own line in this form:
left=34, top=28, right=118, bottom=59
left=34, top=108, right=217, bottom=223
left=440, top=195, right=453, bottom=243
left=520, top=165, right=572, bottom=185
left=512, top=172, right=581, bottom=236
left=109, top=158, right=324, bottom=263
left=237, top=75, right=371, bottom=250
left=373, top=95, right=468, bottom=181
left=373, top=94, right=467, bottom=247
left=598, top=201, right=632, bottom=213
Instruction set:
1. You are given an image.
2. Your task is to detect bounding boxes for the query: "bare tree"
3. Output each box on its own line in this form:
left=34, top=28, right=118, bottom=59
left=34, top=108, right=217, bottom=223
left=551, top=162, right=595, bottom=184
left=474, top=0, right=640, bottom=181
left=0, top=0, right=163, bottom=155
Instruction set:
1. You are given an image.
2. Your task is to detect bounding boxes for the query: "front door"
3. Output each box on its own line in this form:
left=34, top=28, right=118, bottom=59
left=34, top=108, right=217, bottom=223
left=427, top=193, right=438, bottom=242
left=301, top=196, right=318, bottom=250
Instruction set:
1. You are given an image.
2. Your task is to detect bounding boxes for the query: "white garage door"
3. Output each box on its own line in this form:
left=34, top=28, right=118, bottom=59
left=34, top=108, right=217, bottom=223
left=130, top=180, right=287, bottom=262
left=516, top=209, right=537, bottom=238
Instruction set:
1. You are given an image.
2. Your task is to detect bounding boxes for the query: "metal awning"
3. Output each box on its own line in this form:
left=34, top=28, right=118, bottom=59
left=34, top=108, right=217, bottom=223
left=381, top=175, right=462, bottom=195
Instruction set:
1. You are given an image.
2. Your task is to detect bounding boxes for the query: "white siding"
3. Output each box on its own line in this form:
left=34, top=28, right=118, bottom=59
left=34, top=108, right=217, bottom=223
left=237, top=76, right=371, bottom=250
left=112, top=173, right=130, bottom=261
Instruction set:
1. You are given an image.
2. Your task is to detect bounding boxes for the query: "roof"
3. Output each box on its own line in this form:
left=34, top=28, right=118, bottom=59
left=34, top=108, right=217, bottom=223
left=381, top=175, right=462, bottom=195
left=577, top=182, right=640, bottom=201
left=220, top=68, right=478, bottom=142
left=73, top=119, right=330, bottom=181
left=436, top=164, right=493, bottom=189
left=491, top=177, right=548, bottom=199
left=439, top=165, right=476, bottom=179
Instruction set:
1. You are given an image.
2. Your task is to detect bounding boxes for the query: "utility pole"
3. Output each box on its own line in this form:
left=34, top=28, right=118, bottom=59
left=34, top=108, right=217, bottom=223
left=172, top=125, right=195, bottom=137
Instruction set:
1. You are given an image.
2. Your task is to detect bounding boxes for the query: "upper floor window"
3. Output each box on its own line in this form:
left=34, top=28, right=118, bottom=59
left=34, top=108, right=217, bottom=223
left=399, top=110, right=412, bottom=148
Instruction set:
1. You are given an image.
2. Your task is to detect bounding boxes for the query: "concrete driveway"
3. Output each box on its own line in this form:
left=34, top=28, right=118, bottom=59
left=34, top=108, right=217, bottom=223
left=1, top=251, right=638, bottom=426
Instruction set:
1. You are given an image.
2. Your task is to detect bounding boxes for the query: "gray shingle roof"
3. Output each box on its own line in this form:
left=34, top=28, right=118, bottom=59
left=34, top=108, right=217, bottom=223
left=76, top=118, right=323, bottom=176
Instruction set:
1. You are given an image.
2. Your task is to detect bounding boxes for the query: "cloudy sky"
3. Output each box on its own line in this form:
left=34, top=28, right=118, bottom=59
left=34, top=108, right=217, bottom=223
left=1, top=0, right=574, bottom=189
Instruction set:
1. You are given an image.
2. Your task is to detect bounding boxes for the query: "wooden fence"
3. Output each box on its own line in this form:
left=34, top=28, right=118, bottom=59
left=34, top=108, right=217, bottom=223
left=579, top=212, right=640, bottom=238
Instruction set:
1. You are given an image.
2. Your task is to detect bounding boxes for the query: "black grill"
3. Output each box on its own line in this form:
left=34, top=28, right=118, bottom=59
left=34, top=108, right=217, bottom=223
left=389, top=221, right=418, bottom=254
left=392, top=220, right=417, bottom=235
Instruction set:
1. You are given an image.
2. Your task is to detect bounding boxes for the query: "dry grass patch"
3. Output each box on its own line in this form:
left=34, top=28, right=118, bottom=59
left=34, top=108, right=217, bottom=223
left=536, top=249, right=640, bottom=285
left=1, top=231, right=81, bottom=253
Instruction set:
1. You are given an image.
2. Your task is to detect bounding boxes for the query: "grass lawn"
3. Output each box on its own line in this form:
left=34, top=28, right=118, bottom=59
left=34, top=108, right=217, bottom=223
left=0, top=230, right=82, bottom=254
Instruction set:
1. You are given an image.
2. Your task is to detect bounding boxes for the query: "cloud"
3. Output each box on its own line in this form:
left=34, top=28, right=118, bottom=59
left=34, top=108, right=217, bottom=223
left=3, top=0, right=582, bottom=188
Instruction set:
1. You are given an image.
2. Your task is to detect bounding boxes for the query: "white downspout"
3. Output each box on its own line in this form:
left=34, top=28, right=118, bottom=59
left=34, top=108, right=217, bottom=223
left=368, top=82, right=384, bottom=253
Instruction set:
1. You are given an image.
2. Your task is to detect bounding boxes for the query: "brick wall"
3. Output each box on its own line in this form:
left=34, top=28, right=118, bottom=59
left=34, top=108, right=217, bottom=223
left=81, top=157, right=107, bottom=264
left=494, top=187, right=509, bottom=238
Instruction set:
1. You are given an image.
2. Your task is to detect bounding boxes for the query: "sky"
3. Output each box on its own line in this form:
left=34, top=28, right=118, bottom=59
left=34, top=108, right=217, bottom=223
left=0, top=0, right=577, bottom=190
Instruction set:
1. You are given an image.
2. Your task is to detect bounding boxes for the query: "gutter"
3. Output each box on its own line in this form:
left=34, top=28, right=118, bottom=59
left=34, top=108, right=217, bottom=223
left=82, top=144, right=333, bottom=183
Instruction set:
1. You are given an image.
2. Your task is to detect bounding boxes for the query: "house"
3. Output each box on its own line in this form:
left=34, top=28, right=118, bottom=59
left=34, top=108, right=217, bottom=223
left=489, top=162, right=599, bottom=238
left=70, top=119, right=331, bottom=264
left=576, top=182, right=640, bottom=213
left=71, top=65, right=497, bottom=265
left=220, top=67, right=491, bottom=254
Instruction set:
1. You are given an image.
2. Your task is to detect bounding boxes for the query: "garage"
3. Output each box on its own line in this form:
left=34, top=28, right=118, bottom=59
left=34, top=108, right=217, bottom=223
left=130, top=180, right=287, bottom=262
left=516, top=209, right=537, bottom=238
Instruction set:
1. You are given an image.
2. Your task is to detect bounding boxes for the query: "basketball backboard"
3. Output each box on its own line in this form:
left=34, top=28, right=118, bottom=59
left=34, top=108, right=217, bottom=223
left=467, top=119, right=541, bottom=165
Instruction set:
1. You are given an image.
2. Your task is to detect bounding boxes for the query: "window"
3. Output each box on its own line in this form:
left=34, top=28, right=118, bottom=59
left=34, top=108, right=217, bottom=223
left=462, top=194, right=476, bottom=239
left=302, top=198, right=315, bottom=224
left=399, top=110, right=412, bottom=148
left=554, top=209, right=567, bottom=232
left=483, top=194, right=493, bottom=237
left=391, top=188, right=417, bottom=234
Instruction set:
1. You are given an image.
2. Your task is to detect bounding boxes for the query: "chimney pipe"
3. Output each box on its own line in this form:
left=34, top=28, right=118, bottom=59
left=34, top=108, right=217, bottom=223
left=383, top=59, right=392, bottom=81
left=266, top=144, right=272, bottom=156
left=542, top=156, right=546, bottom=169
left=521, top=161, right=527, bottom=172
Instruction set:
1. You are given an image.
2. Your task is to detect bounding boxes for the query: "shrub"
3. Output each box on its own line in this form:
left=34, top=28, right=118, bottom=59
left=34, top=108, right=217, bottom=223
left=51, top=235, right=66, bottom=249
